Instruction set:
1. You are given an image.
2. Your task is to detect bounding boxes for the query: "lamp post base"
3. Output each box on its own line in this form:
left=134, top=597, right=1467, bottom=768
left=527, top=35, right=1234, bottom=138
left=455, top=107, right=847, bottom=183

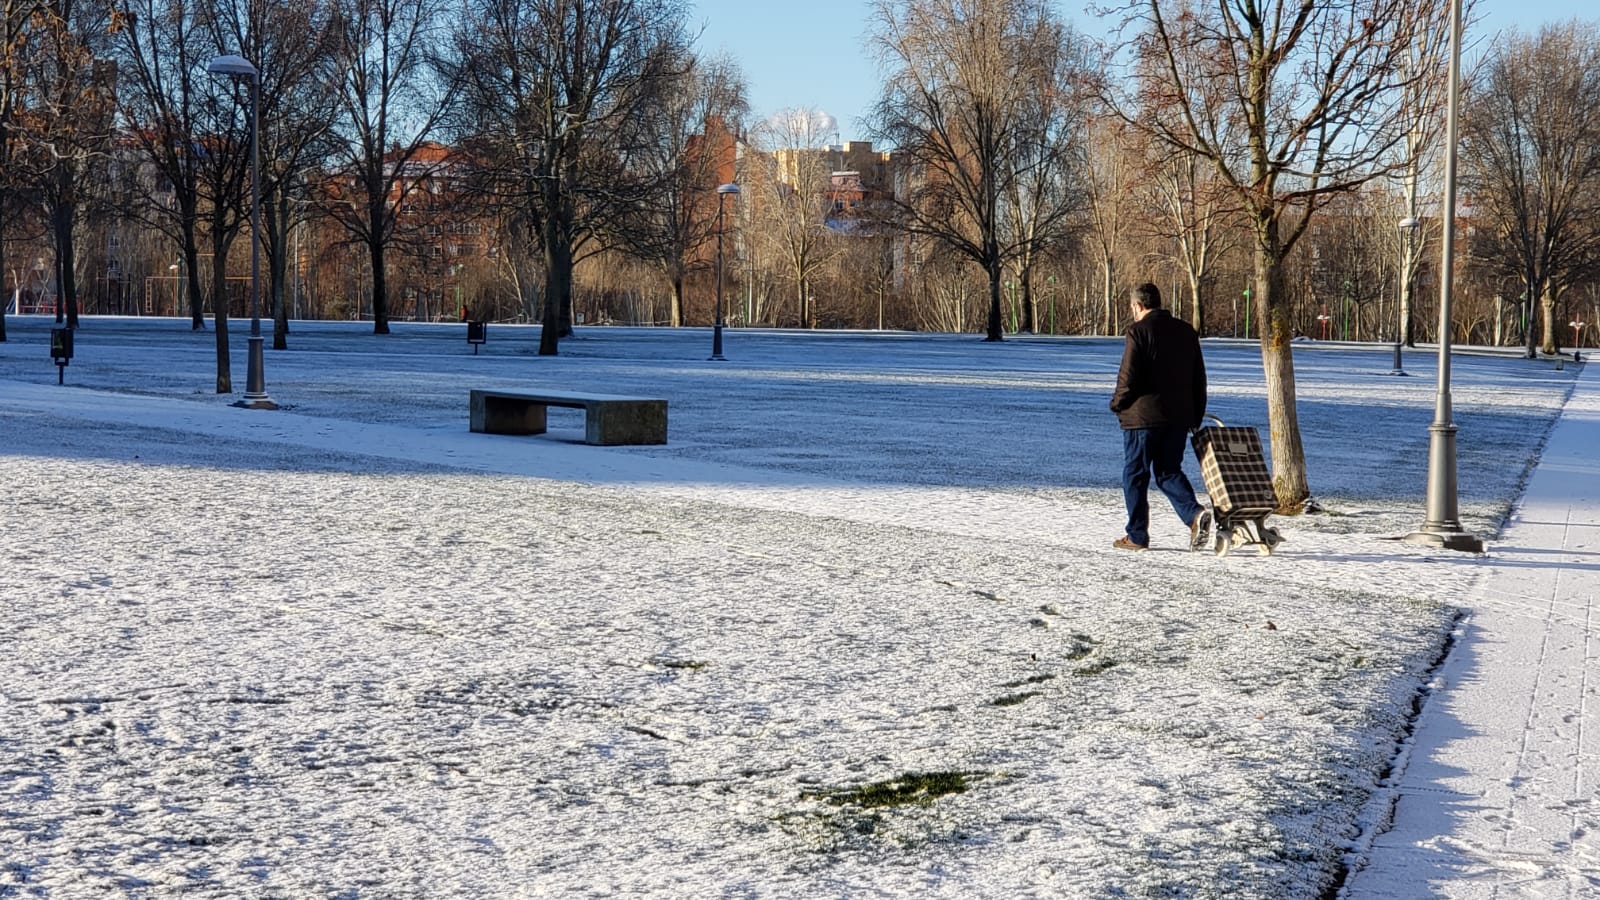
left=1402, top=528, right=1484, bottom=553
left=234, top=335, right=277, bottom=409
left=1388, top=342, right=1407, bottom=376
left=709, top=323, right=726, bottom=361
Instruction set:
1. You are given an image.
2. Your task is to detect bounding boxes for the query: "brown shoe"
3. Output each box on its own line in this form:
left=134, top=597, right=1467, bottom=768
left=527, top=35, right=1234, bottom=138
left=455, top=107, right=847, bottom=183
left=1113, top=536, right=1148, bottom=552
left=1189, top=509, right=1213, bottom=552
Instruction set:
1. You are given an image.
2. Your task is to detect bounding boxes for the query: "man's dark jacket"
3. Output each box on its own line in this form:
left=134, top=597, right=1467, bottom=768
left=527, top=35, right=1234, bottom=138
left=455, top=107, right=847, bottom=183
left=1110, top=309, right=1206, bottom=430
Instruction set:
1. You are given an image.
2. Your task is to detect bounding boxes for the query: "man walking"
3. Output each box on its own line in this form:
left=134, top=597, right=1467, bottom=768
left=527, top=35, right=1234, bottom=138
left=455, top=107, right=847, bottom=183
left=1110, top=282, right=1210, bottom=552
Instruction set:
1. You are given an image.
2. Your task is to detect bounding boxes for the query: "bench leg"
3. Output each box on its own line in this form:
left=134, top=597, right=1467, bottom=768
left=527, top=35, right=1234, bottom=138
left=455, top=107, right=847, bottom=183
left=471, top=395, right=548, bottom=435
left=585, top=400, right=668, bottom=445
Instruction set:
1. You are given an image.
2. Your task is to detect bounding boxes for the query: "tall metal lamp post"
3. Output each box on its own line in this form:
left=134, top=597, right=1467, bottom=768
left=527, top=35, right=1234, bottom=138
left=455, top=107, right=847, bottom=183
left=207, top=53, right=275, bottom=409
left=1406, top=0, right=1481, bottom=552
left=1392, top=216, right=1421, bottom=375
left=710, top=182, right=739, bottom=361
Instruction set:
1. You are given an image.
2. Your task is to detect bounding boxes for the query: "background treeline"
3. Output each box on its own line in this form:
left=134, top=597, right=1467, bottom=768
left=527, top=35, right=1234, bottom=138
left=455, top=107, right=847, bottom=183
left=3, top=0, right=1599, bottom=365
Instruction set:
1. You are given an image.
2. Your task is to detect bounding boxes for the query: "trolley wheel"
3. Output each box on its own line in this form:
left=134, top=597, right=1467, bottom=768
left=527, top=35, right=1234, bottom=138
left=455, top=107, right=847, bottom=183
left=1215, top=526, right=1239, bottom=557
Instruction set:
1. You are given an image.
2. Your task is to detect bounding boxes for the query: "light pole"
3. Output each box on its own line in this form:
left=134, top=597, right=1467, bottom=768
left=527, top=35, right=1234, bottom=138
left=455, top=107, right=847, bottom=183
left=1392, top=216, right=1421, bottom=375
left=710, top=182, right=739, bottom=361
left=169, top=262, right=181, bottom=316
left=1405, top=0, right=1481, bottom=553
left=208, top=53, right=274, bottom=409
left=1570, top=318, right=1584, bottom=354
left=453, top=263, right=465, bottom=320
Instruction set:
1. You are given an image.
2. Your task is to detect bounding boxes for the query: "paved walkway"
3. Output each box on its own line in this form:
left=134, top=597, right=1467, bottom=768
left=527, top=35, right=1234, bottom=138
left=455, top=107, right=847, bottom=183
left=1342, top=363, right=1600, bottom=897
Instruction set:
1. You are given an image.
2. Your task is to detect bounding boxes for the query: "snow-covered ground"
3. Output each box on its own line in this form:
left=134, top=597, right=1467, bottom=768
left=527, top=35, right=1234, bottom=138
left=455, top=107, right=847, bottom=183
left=0, top=316, right=1577, bottom=897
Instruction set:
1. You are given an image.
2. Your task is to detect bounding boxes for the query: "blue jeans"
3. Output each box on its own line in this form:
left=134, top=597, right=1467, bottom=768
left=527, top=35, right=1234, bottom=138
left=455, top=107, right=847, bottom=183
left=1122, top=426, right=1203, bottom=546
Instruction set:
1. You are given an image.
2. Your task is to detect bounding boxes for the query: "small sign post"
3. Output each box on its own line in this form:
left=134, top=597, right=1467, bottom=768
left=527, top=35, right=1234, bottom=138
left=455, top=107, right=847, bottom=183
left=466, top=320, right=486, bottom=355
left=49, top=328, right=73, bottom=384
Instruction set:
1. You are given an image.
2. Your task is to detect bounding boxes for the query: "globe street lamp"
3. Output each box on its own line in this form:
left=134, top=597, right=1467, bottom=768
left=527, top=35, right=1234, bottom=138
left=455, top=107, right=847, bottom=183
left=710, top=182, right=739, bottom=361
left=207, top=53, right=275, bottom=409
left=1405, top=0, right=1481, bottom=552
left=1392, top=216, right=1421, bottom=375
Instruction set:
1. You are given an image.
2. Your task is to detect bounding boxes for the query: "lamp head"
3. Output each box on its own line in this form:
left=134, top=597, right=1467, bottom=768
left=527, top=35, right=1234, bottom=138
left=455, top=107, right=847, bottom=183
left=716, top=183, right=740, bottom=195
left=1398, top=216, right=1421, bottom=231
left=207, top=54, right=258, bottom=78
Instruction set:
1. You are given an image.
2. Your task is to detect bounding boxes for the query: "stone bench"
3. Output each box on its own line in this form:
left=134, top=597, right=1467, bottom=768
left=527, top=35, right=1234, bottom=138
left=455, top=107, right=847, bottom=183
left=469, top=389, right=667, bottom=445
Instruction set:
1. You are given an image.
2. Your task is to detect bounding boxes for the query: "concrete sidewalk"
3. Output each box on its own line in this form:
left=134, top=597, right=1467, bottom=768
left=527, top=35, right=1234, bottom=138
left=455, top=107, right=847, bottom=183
left=1342, top=363, right=1600, bottom=897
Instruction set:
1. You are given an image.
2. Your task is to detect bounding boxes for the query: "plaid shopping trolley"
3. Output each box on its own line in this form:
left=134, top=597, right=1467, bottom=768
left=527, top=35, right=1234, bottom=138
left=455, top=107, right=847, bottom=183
left=1190, top=415, right=1284, bottom=556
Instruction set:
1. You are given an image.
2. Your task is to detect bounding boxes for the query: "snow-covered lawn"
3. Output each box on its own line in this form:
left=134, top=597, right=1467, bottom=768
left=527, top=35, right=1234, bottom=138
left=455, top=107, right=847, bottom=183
left=0, top=317, right=1577, bottom=897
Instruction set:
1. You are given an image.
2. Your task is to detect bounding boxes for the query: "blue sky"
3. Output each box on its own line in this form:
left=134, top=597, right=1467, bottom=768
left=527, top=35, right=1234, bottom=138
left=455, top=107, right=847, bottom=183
left=689, top=0, right=1592, bottom=143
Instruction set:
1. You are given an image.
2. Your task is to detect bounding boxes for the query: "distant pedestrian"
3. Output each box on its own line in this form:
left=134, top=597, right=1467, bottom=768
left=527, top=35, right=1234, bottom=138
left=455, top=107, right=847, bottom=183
left=1109, top=282, right=1210, bottom=552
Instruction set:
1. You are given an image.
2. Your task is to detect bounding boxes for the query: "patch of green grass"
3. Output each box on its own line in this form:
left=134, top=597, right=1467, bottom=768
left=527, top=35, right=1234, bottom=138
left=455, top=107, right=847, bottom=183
left=655, top=658, right=708, bottom=671
left=1000, top=673, right=1056, bottom=689
left=810, top=771, right=980, bottom=809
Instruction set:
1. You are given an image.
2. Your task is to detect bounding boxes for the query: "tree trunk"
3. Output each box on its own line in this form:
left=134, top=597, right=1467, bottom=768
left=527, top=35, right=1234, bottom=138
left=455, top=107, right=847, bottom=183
left=269, top=194, right=291, bottom=350
left=669, top=272, right=683, bottom=327
left=1019, top=270, right=1037, bottom=334
left=1255, top=239, right=1311, bottom=512
left=1524, top=278, right=1538, bottom=358
left=1539, top=287, right=1558, bottom=355
left=185, top=240, right=204, bottom=330
left=0, top=202, right=8, bottom=342
left=984, top=255, right=1003, bottom=341
left=210, top=224, right=233, bottom=393
left=1398, top=263, right=1416, bottom=346
left=52, top=195, right=81, bottom=329
left=539, top=204, right=571, bottom=356
left=368, top=232, right=389, bottom=334
left=1187, top=271, right=1205, bottom=336
left=1101, top=261, right=1114, bottom=335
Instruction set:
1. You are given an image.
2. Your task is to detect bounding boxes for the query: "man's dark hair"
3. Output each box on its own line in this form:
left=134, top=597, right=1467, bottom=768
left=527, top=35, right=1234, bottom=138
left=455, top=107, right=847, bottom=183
left=1132, top=282, right=1162, bottom=310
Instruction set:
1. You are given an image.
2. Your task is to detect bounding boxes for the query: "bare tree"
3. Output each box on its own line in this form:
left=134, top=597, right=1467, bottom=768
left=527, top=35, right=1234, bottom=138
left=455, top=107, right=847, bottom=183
left=1115, top=0, right=1432, bottom=510
left=0, top=0, right=45, bottom=342
left=757, top=107, right=836, bottom=329
left=19, top=0, right=120, bottom=332
left=1391, top=1, right=1453, bottom=347
left=1463, top=21, right=1600, bottom=356
left=625, top=52, right=745, bottom=328
left=115, top=0, right=224, bottom=332
left=209, top=0, right=340, bottom=349
left=452, top=0, right=690, bottom=355
left=1000, top=29, right=1091, bottom=334
left=870, top=0, right=1080, bottom=341
left=1137, top=145, right=1239, bottom=336
left=1081, top=116, right=1137, bottom=335
left=322, top=0, right=455, bottom=335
